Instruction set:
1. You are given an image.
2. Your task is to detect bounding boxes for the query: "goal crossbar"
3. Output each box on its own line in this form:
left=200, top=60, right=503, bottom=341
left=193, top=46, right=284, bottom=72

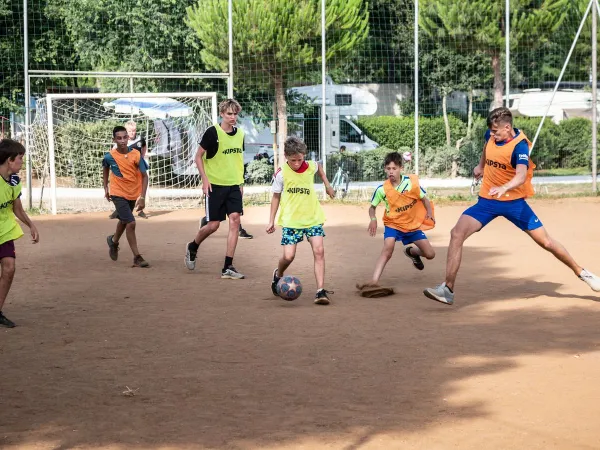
left=40, top=92, right=218, bottom=214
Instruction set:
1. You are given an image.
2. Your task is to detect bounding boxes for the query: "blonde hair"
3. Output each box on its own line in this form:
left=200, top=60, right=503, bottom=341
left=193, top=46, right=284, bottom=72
left=284, top=137, right=307, bottom=156
left=124, top=120, right=137, bottom=130
left=219, top=98, right=242, bottom=114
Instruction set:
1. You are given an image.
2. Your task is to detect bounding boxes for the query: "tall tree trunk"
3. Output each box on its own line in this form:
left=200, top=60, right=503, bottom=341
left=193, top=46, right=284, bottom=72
left=442, top=92, right=451, bottom=146
left=274, top=75, right=287, bottom=166
left=467, top=89, right=474, bottom=138
left=492, top=51, right=504, bottom=109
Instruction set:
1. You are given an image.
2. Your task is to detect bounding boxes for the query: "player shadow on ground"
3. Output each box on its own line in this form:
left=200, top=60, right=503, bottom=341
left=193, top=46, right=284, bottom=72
left=2, top=221, right=600, bottom=449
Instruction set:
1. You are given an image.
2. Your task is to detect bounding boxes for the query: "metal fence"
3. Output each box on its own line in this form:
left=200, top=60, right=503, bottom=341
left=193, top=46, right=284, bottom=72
left=2, top=0, right=600, bottom=210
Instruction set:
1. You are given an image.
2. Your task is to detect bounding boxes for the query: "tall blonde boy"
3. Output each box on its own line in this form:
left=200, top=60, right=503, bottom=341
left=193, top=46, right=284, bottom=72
left=266, top=137, right=335, bottom=305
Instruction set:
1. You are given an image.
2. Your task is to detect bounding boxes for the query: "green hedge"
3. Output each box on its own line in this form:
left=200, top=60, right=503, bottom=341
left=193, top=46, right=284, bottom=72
left=356, top=115, right=467, bottom=149
left=354, top=115, right=597, bottom=177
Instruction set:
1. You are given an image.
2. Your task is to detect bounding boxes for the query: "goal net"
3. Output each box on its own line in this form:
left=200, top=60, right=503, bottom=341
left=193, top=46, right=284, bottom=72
left=28, top=92, right=217, bottom=214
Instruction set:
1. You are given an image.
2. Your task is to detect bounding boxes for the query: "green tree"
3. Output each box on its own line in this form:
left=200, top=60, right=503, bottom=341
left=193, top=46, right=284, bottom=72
left=55, top=0, right=203, bottom=91
left=420, top=0, right=571, bottom=108
left=187, top=0, right=369, bottom=156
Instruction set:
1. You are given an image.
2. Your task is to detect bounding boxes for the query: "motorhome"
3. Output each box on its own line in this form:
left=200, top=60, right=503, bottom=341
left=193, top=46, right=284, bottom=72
left=242, top=79, right=379, bottom=164
left=507, top=88, right=599, bottom=123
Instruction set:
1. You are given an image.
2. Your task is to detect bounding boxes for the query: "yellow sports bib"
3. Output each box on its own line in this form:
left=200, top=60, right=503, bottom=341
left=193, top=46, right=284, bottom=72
left=0, top=175, right=24, bottom=246
left=204, top=124, right=244, bottom=186
left=278, top=161, right=325, bottom=228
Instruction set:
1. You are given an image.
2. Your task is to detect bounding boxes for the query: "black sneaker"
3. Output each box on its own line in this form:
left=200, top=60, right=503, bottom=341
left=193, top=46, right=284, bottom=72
left=200, top=216, right=208, bottom=228
left=314, top=289, right=333, bottom=305
left=107, top=235, right=119, bottom=261
left=404, top=246, right=424, bottom=270
left=239, top=228, right=253, bottom=239
left=185, top=242, right=197, bottom=270
left=0, top=311, right=16, bottom=328
left=271, top=268, right=281, bottom=296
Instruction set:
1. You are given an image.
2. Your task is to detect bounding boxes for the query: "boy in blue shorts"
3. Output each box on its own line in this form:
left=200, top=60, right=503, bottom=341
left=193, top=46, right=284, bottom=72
left=0, top=139, right=40, bottom=328
left=424, top=107, right=600, bottom=305
left=266, top=137, right=335, bottom=305
left=364, top=151, right=435, bottom=288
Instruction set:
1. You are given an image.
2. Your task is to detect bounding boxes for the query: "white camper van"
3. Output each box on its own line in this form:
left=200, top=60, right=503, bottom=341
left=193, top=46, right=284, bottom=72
left=242, top=79, right=379, bottom=164
left=507, top=88, right=598, bottom=124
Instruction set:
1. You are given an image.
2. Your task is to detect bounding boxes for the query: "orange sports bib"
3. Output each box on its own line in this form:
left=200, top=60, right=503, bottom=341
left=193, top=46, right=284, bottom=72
left=480, top=132, right=535, bottom=201
left=382, top=175, right=435, bottom=233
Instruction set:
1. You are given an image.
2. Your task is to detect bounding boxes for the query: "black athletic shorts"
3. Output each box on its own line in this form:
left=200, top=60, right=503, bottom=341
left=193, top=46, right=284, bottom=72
left=112, top=196, right=136, bottom=224
left=205, top=185, right=243, bottom=222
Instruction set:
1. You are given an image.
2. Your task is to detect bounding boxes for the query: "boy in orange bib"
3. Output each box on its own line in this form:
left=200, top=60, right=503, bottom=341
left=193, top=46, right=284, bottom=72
left=423, top=107, right=600, bottom=305
left=364, top=152, right=435, bottom=287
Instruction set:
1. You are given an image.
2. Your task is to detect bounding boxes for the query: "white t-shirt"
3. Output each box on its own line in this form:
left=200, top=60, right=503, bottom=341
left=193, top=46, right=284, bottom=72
left=271, top=161, right=311, bottom=194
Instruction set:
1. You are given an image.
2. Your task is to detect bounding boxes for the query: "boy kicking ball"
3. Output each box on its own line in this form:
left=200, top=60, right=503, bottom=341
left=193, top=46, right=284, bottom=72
left=266, top=137, right=335, bottom=305
left=0, top=139, right=40, bottom=328
left=358, top=151, right=435, bottom=298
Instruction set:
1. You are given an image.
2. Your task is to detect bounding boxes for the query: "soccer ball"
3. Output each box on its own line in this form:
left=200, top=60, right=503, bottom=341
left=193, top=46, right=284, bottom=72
left=402, top=151, right=412, bottom=162
left=277, top=276, right=303, bottom=301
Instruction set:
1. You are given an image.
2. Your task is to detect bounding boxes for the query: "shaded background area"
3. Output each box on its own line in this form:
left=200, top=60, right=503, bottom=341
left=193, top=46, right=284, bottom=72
left=1, top=201, right=600, bottom=449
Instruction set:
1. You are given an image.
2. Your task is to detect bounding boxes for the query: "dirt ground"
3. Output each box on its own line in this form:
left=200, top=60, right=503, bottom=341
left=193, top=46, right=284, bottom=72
left=2, top=200, right=600, bottom=450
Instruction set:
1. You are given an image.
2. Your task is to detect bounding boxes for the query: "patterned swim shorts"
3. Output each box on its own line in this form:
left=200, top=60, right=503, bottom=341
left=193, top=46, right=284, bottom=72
left=281, top=225, right=325, bottom=245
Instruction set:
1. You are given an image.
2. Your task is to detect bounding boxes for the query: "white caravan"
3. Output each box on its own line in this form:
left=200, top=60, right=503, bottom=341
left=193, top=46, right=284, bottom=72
left=507, top=88, right=599, bottom=124
left=242, top=79, right=379, bottom=164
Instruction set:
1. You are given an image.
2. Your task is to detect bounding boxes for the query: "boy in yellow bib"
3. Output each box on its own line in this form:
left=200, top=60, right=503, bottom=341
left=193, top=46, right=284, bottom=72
left=364, top=152, right=435, bottom=287
left=0, top=139, right=40, bottom=328
left=266, top=137, right=335, bottom=305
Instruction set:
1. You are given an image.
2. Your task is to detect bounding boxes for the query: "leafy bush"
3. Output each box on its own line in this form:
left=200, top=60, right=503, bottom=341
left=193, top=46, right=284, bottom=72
left=356, top=115, right=467, bottom=149
left=245, top=159, right=274, bottom=184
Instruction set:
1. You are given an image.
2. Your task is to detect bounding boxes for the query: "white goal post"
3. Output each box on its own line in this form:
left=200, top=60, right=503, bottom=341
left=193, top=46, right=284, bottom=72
left=30, top=92, right=218, bottom=214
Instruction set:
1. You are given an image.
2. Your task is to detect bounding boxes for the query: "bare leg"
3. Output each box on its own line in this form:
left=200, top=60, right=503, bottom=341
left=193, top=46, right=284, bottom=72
left=526, top=226, right=582, bottom=275
left=411, top=239, right=436, bottom=259
left=226, top=213, right=241, bottom=258
left=113, top=220, right=126, bottom=243
left=371, top=238, right=396, bottom=284
left=193, top=220, right=220, bottom=245
left=0, top=257, right=16, bottom=311
left=125, top=222, right=140, bottom=256
left=445, top=215, right=483, bottom=290
left=308, top=236, right=325, bottom=290
left=278, top=244, right=297, bottom=278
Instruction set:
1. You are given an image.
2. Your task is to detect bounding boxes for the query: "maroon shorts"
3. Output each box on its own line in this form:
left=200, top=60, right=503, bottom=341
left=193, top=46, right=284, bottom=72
left=0, top=240, right=16, bottom=259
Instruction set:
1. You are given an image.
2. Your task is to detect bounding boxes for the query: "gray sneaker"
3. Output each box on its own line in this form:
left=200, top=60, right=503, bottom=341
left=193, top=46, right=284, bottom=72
left=423, top=283, right=454, bottom=305
left=107, top=235, right=119, bottom=261
left=221, top=266, right=245, bottom=279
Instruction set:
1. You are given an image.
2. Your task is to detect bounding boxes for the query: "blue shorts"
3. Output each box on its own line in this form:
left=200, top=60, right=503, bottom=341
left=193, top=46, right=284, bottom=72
left=281, top=225, right=325, bottom=245
left=463, top=197, right=543, bottom=231
left=383, top=226, right=427, bottom=245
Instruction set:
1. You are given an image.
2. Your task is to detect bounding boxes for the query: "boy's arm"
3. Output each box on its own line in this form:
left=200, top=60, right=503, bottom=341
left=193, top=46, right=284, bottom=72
left=421, top=196, right=434, bottom=222
left=266, top=193, right=281, bottom=234
left=13, top=198, right=39, bottom=242
left=102, top=166, right=110, bottom=201
left=474, top=141, right=487, bottom=179
left=316, top=163, right=335, bottom=198
left=195, top=146, right=211, bottom=195
left=368, top=205, right=377, bottom=236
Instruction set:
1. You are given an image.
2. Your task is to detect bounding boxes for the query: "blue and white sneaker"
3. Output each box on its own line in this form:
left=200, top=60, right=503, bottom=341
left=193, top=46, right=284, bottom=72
left=423, top=282, right=454, bottom=305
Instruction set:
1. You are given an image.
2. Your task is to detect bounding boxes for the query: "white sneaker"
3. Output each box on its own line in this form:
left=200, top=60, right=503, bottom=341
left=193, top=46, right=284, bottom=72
left=579, top=269, right=600, bottom=292
left=423, top=282, right=454, bottom=305
left=221, top=266, right=245, bottom=279
left=185, top=242, right=197, bottom=270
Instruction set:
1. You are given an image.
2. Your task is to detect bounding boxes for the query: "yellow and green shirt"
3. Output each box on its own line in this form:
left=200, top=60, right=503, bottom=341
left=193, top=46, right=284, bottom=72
left=0, top=174, right=24, bottom=245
